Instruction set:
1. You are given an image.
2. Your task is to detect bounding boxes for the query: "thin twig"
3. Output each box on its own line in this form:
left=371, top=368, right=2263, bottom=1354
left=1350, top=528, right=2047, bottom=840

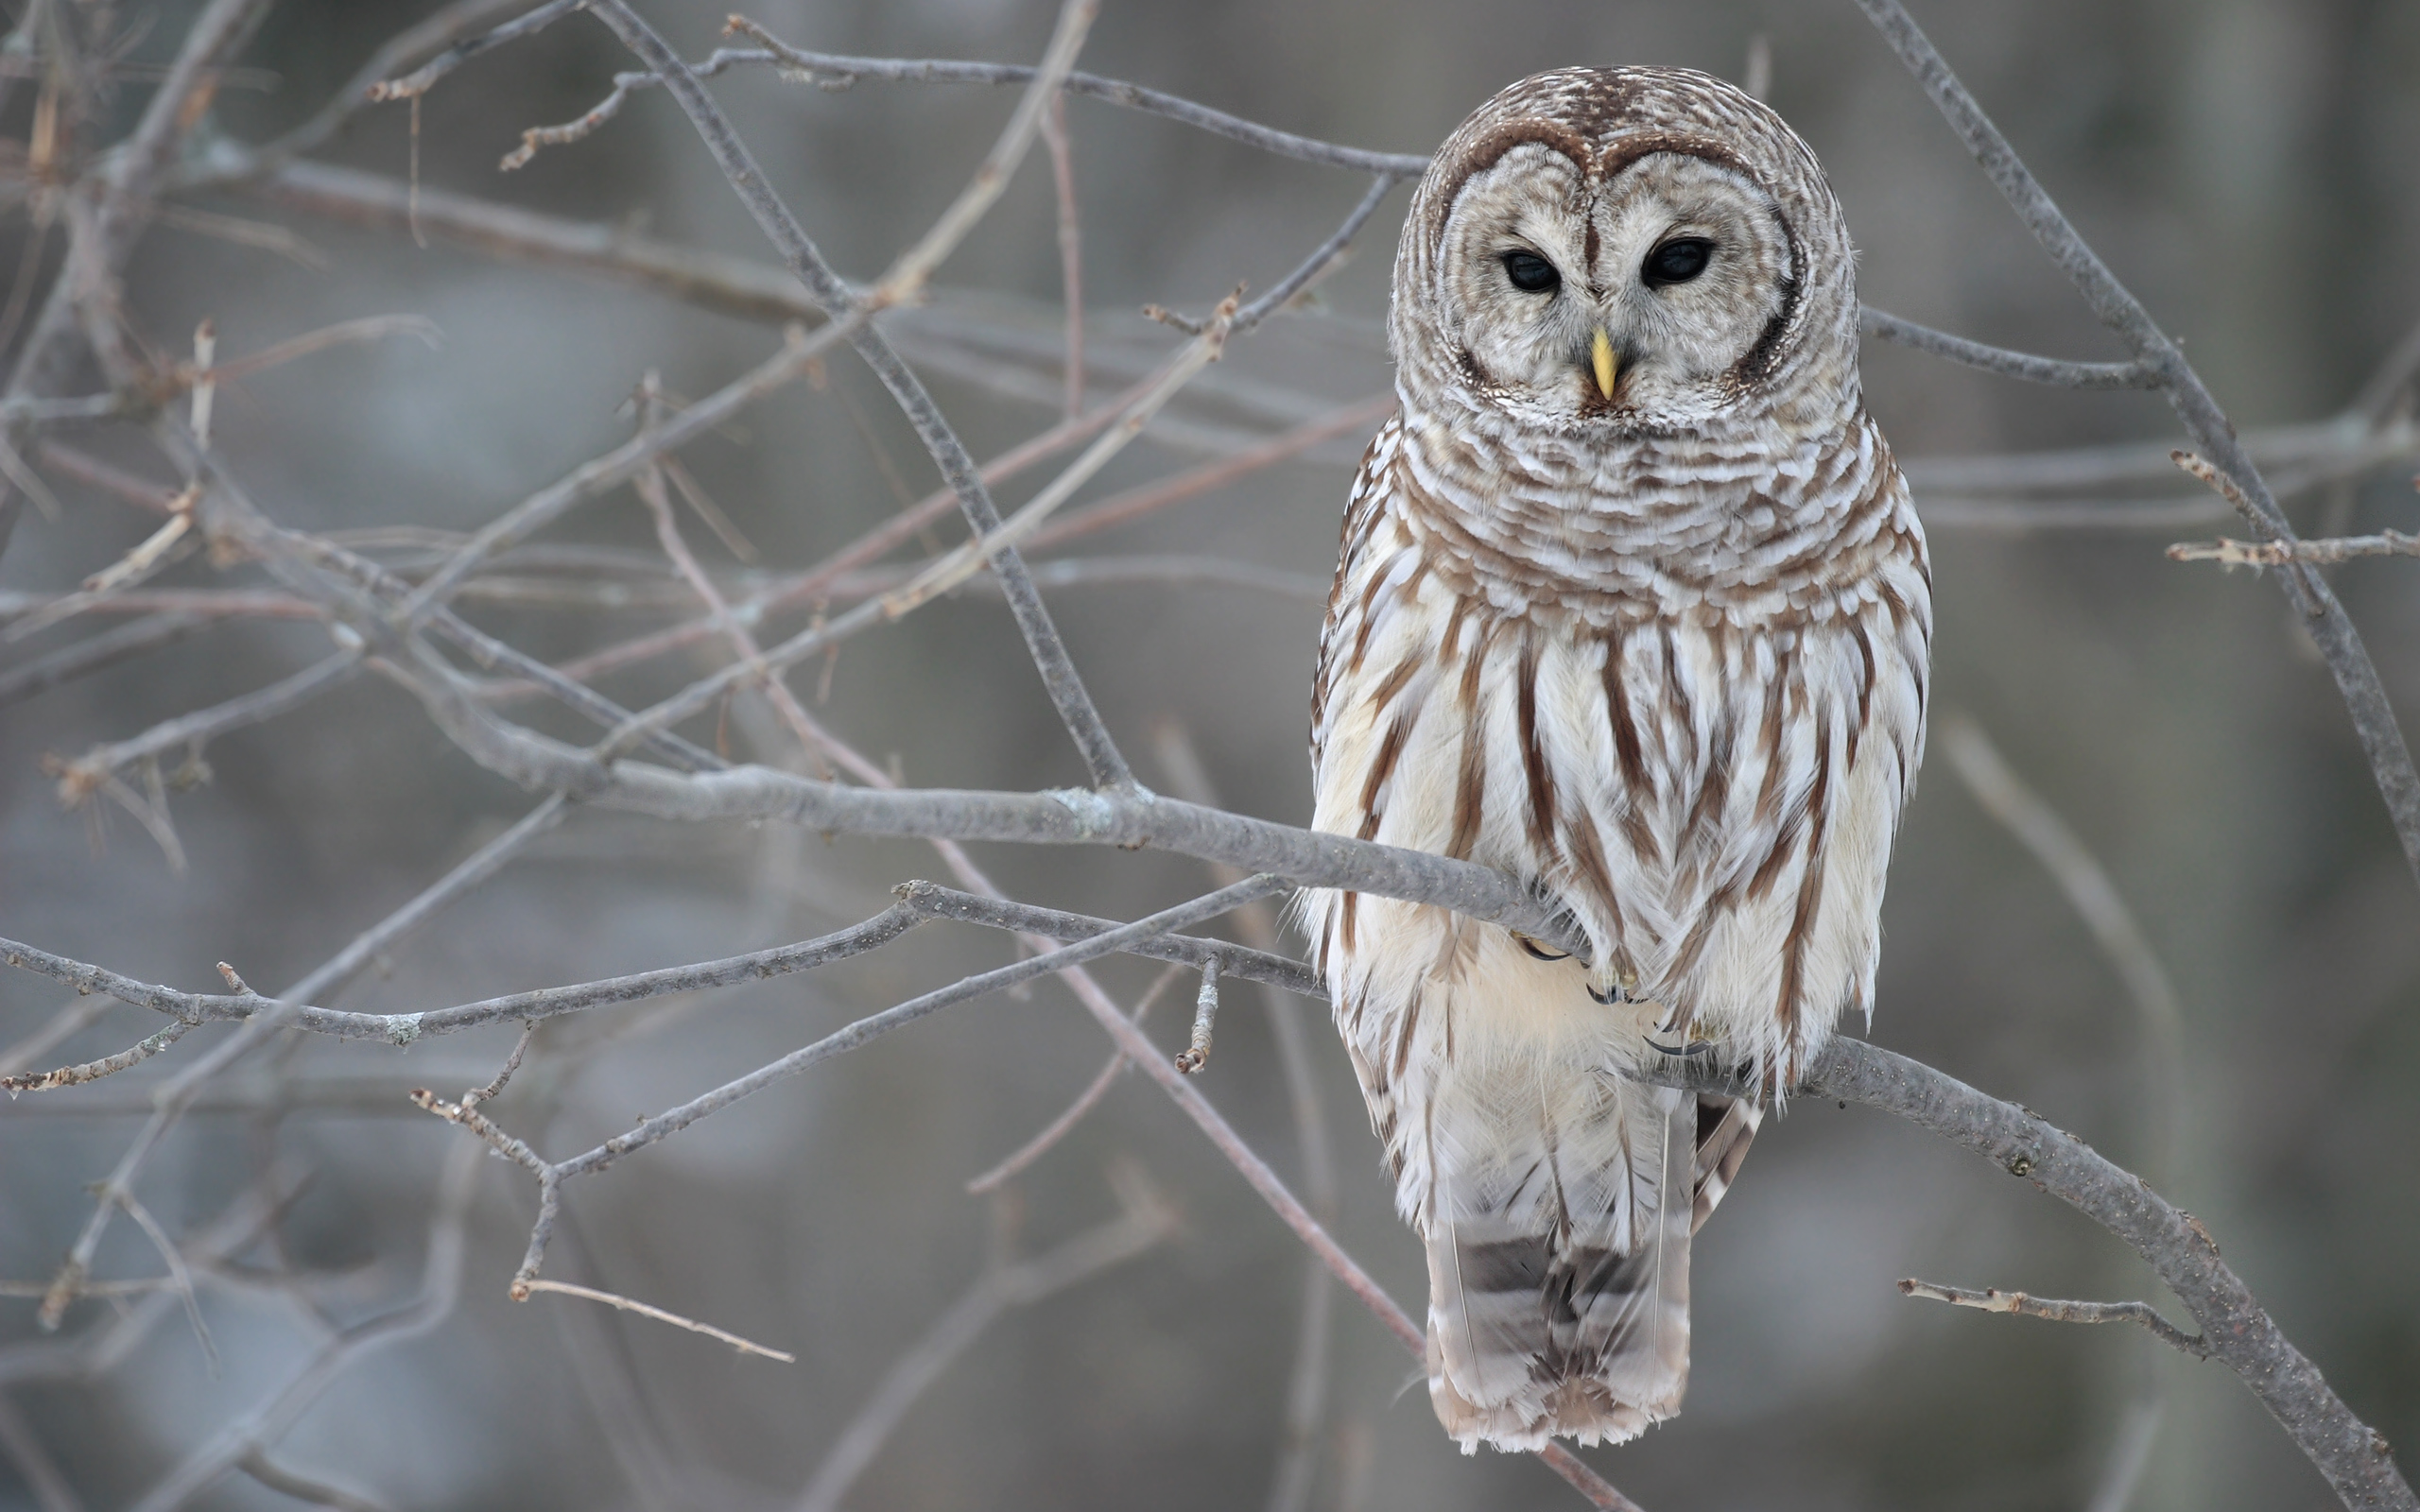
left=0, top=1019, right=199, bottom=1093
left=363, top=0, right=579, bottom=102
left=793, top=1170, right=1175, bottom=1512
left=236, top=1453, right=390, bottom=1512
left=694, top=22, right=1429, bottom=177
left=1942, top=716, right=2185, bottom=1181
left=1041, top=90, right=1083, bottom=418
left=0, top=907, right=925, bottom=1045
left=2168, top=529, right=2420, bottom=568
left=963, top=962, right=1185, bottom=1194
left=1860, top=307, right=2154, bottom=389
left=584, top=0, right=1139, bottom=792
left=1147, top=717, right=1338, bottom=1512
left=43, top=648, right=365, bottom=807
left=1897, top=1279, right=2211, bottom=1360
left=516, top=1280, right=795, bottom=1363
left=870, top=0, right=1099, bottom=309
left=114, top=1193, right=217, bottom=1374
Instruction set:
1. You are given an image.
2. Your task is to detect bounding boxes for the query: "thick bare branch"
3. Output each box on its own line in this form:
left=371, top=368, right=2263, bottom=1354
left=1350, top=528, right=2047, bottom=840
left=1647, top=1041, right=2414, bottom=1512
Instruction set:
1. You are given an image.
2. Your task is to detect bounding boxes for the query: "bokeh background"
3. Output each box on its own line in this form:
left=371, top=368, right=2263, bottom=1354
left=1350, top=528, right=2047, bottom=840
left=4, top=1, right=2418, bottom=1508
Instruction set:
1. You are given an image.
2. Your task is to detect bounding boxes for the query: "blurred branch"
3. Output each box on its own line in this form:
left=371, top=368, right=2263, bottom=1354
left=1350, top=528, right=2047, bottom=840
left=793, top=1168, right=1176, bottom=1512
left=234, top=1454, right=390, bottom=1512
left=1941, top=716, right=2184, bottom=1180
left=120, top=1140, right=481, bottom=1512
left=1150, top=718, right=1340, bottom=1512
left=1896, top=1279, right=2210, bottom=1361
left=1041, top=90, right=1084, bottom=416
left=1854, top=0, right=2420, bottom=892
left=361, top=0, right=579, bottom=103
left=0, top=0, right=275, bottom=558
left=962, top=963, right=1186, bottom=1194
left=0, top=611, right=210, bottom=709
left=0, top=1393, right=84, bottom=1512
left=43, top=647, right=364, bottom=808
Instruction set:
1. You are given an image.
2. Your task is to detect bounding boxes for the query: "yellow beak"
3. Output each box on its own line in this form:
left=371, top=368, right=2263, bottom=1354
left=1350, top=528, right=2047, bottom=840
left=1590, top=328, right=1619, bottom=401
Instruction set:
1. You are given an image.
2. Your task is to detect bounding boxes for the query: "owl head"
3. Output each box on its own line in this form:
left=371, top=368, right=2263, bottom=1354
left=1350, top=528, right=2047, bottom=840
left=1392, top=67, right=1860, bottom=440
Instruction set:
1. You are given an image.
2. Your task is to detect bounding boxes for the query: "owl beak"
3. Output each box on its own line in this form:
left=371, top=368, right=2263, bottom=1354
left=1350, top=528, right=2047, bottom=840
left=1589, top=328, right=1619, bottom=401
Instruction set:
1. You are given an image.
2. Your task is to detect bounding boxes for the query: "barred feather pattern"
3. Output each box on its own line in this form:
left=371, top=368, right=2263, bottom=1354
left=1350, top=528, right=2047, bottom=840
left=1306, top=410, right=1927, bottom=1448
left=1304, top=66, right=1931, bottom=1453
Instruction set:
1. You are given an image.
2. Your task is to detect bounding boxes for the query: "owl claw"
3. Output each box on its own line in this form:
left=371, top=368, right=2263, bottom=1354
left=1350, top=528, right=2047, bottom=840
left=1585, top=983, right=1626, bottom=1005
left=1646, top=1038, right=1711, bottom=1057
left=1514, top=934, right=1571, bottom=962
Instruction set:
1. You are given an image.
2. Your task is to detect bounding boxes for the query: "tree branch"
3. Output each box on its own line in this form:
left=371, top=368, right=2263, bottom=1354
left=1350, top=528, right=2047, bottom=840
left=1852, top=0, right=2420, bottom=891
left=1896, top=1279, right=2210, bottom=1361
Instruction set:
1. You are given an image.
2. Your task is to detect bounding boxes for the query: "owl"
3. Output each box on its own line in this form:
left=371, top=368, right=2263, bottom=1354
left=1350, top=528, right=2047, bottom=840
left=1304, top=68, right=1930, bottom=1452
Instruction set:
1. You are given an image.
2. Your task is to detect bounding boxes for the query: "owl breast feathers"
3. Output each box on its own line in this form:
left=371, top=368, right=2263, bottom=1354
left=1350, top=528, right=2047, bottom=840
left=1302, top=66, right=1930, bottom=1452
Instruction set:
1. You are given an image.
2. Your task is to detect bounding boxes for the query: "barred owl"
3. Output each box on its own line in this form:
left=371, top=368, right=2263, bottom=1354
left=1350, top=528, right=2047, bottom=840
left=1305, top=68, right=1930, bottom=1452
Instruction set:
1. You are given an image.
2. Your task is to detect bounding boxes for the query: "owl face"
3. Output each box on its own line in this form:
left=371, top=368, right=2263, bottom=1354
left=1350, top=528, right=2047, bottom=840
left=1393, top=69, right=1859, bottom=443
left=1437, top=146, right=1795, bottom=433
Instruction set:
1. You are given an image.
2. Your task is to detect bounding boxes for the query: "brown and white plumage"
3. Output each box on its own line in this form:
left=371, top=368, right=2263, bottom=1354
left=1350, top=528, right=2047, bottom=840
left=1303, top=67, right=1930, bottom=1452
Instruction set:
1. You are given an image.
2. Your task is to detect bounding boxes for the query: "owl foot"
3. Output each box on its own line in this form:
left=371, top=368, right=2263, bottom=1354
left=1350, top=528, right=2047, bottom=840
left=1513, top=934, right=1571, bottom=962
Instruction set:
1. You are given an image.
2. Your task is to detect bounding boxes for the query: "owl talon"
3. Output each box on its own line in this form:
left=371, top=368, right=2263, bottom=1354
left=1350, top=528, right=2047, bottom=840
left=1585, top=983, right=1626, bottom=1005
left=1515, top=934, right=1571, bottom=962
left=1646, top=1038, right=1711, bottom=1057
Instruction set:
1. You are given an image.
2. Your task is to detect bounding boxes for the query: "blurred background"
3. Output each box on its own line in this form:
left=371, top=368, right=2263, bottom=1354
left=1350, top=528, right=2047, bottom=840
left=3, top=1, right=2417, bottom=1508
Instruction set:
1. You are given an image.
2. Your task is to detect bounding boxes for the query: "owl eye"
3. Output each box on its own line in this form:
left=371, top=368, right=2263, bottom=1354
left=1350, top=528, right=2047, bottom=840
left=1642, top=237, right=1715, bottom=288
left=1500, top=249, right=1561, bottom=294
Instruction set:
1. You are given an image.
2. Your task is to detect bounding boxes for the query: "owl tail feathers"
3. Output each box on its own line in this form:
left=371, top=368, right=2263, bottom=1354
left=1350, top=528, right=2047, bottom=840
left=1420, top=1089, right=1698, bottom=1453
